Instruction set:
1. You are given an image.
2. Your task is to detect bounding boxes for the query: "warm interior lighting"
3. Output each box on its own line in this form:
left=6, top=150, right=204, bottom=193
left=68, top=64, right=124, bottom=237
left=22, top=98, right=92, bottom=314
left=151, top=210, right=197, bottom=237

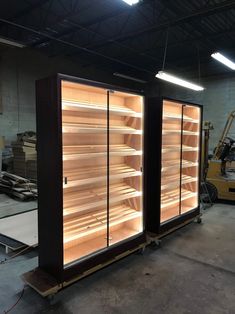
left=122, top=0, right=140, bottom=5
left=211, top=52, right=235, bottom=70
left=0, top=37, right=25, bottom=48
left=156, top=71, right=204, bottom=91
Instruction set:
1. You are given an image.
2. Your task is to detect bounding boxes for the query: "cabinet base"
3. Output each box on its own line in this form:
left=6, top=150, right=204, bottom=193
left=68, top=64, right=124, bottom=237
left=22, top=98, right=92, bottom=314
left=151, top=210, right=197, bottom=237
left=147, top=213, right=202, bottom=242
left=21, top=242, right=146, bottom=298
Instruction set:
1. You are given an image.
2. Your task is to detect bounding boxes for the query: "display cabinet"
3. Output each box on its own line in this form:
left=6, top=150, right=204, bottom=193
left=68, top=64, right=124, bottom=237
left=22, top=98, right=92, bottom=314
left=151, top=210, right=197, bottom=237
left=146, top=97, right=202, bottom=234
left=36, top=74, right=145, bottom=281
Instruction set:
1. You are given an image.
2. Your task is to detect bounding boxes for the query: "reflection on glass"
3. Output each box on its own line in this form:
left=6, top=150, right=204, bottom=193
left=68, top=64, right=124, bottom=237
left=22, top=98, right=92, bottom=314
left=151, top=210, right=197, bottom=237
left=108, top=91, right=144, bottom=245
left=61, top=81, right=144, bottom=266
left=161, top=101, right=200, bottom=223
left=181, top=105, right=200, bottom=214
left=62, top=81, right=108, bottom=265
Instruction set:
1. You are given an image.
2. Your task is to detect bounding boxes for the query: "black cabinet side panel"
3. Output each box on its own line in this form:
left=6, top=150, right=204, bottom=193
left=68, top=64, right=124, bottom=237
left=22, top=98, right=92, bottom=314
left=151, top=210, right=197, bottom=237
left=145, top=97, right=162, bottom=233
left=36, top=76, right=63, bottom=280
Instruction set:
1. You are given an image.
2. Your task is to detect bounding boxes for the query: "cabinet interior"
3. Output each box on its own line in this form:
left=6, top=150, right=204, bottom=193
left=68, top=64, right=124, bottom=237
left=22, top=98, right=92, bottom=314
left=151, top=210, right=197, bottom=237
left=161, top=100, right=200, bottom=223
left=61, top=81, right=143, bottom=265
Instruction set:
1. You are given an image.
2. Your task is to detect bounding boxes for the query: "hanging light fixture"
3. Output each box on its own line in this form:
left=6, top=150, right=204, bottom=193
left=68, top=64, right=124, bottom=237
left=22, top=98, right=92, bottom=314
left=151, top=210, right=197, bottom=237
left=211, top=52, right=235, bottom=70
left=122, top=0, right=140, bottom=5
left=0, top=37, right=25, bottom=48
left=155, top=28, right=204, bottom=92
left=156, top=71, right=204, bottom=91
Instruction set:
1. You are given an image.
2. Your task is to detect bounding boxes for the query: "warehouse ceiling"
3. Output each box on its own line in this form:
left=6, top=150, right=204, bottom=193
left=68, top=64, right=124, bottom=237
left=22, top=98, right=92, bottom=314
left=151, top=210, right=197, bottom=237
left=0, top=0, right=235, bottom=82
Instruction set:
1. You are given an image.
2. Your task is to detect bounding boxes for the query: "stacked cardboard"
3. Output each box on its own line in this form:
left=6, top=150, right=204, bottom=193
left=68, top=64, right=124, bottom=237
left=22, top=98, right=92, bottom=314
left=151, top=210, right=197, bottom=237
left=12, top=131, right=37, bottom=181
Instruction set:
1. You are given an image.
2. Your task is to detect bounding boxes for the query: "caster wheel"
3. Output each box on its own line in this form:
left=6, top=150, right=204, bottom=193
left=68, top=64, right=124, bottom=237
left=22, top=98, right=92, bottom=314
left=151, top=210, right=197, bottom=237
left=137, top=247, right=145, bottom=255
left=150, top=240, right=161, bottom=249
left=47, top=294, right=56, bottom=305
left=196, top=217, right=202, bottom=224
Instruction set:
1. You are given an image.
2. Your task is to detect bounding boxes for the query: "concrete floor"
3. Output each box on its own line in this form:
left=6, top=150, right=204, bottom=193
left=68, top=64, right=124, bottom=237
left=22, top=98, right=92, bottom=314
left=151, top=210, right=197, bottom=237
left=0, top=203, right=235, bottom=314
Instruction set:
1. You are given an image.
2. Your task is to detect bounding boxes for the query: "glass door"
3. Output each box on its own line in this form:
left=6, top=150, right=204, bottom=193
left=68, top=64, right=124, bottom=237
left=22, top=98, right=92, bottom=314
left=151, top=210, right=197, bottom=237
left=160, top=100, right=182, bottom=223
left=108, top=91, right=144, bottom=245
left=61, top=80, right=108, bottom=266
left=180, top=104, right=200, bottom=214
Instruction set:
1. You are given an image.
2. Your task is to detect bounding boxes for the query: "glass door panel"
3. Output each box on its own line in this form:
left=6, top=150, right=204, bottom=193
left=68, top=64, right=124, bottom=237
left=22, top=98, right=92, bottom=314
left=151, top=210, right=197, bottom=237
left=61, top=80, right=108, bottom=266
left=108, top=91, right=144, bottom=246
left=161, top=100, right=182, bottom=223
left=181, top=105, right=200, bottom=214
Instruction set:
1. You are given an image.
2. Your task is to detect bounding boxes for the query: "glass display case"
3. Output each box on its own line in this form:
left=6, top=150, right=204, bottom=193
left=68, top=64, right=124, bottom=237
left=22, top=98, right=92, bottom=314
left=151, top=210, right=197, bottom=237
left=36, top=74, right=145, bottom=281
left=146, top=97, right=202, bottom=234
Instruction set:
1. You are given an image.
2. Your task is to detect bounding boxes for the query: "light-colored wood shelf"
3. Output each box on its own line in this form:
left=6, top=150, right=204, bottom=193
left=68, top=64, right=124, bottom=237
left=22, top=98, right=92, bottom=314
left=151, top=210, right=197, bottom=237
left=63, top=123, right=142, bottom=134
left=63, top=183, right=141, bottom=216
left=161, top=206, right=179, bottom=223
left=63, top=164, right=141, bottom=188
left=64, top=204, right=141, bottom=244
left=63, top=144, right=142, bottom=160
left=163, top=113, right=199, bottom=123
left=161, top=174, right=198, bottom=191
left=162, top=145, right=198, bottom=153
left=161, top=188, right=197, bottom=209
left=62, top=100, right=142, bottom=118
left=162, top=129, right=199, bottom=136
left=162, top=160, right=198, bottom=171
left=181, top=205, right=197, bottom=214
left=64, top=227, right=140, bottom=265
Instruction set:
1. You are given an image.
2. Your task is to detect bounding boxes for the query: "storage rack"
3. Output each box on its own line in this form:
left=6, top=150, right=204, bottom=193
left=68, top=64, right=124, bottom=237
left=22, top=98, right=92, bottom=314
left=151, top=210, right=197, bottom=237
left=36, top=75, right=145, bottom=281
left=146, top=97, right=202, bottom=234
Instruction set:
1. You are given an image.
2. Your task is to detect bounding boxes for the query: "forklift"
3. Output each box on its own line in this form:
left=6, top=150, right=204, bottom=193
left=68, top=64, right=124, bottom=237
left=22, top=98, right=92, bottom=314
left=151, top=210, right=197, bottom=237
left=205, top=111, right=235, bottom=201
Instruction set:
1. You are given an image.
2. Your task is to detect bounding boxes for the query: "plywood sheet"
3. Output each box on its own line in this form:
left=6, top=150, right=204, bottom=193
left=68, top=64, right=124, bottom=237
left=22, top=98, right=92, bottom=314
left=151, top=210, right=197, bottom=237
left=0, top=210, right=38, bottom=246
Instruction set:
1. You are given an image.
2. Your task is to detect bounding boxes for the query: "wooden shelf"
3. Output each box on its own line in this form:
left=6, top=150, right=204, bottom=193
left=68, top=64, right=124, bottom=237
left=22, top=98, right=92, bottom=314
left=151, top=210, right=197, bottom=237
left=62, top=100, right=142, bottom=118
left=161, top=174, right=197, bottom=191
left=64, top=204, right=141, bottom=244
left=161, top=188, right=197, bottom=209
left=163, top=113, right=199, bottom=123
left=63, top=164, right=141, bottom=188
left=63, top=144, right=142, bottom=160
left=162, top=145, right=198, bottom=153
left=161, top=206, right=179, bottom=223
left=63, top=123, right=142, bottom=134
left=63, top=183, right=141, bottom=216
left=162, top=130, right=199, bottom=136
left=162, top=160, right=198, bottom=171
left=64, top=226, right=140, bottom=264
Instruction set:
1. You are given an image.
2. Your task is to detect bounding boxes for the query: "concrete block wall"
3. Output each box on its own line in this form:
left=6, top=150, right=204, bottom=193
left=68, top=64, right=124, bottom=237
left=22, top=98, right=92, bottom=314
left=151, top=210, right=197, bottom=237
left=148, top=75, right=235, bottom=151
left=1, top=46, right=235, bottom=151
left=0, top=47, right=142, bottom=144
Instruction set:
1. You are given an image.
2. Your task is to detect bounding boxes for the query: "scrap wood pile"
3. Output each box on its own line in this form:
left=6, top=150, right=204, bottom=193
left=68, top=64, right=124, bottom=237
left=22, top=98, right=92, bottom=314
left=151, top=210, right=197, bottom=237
left=0, top=172, right=37, bottom=201
left=12, top=131, right=37, bottom=180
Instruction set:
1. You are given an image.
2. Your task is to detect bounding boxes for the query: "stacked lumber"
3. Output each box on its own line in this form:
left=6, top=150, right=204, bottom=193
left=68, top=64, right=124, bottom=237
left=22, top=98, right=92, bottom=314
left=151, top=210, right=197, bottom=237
left=0, top=172, right=37, bottom=201
left=12, top=131, right=37, bottom=180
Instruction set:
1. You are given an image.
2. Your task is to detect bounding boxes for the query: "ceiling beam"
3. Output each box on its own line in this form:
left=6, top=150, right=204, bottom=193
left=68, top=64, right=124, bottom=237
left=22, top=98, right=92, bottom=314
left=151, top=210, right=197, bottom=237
left=79, top=0, right=235, bottom=52
left=9, top=0, right=51, bottom=20
left=31, top=0, right=154, bottom=48
left=0, top=17, right=154, bottom=75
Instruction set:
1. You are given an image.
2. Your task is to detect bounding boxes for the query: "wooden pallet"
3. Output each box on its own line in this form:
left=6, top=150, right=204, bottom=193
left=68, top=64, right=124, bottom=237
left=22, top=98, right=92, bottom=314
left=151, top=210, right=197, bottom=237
left=148, top=213, right=202, bottom=243
left=21, top=242, right=146, bottom=298
left=0, top=234, right=26, bottom=254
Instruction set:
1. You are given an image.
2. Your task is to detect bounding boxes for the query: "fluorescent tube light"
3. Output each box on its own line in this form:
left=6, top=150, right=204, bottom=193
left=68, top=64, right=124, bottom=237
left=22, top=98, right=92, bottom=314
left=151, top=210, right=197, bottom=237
left=0, top=37, right=25, bottom=48
left=122, top=0, right=140, bottom=5
left=211, top=52, right=235, bottom=70
left=155, top=71, right=204, bottom=91
left=113, top=72, right=147, bottom=83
